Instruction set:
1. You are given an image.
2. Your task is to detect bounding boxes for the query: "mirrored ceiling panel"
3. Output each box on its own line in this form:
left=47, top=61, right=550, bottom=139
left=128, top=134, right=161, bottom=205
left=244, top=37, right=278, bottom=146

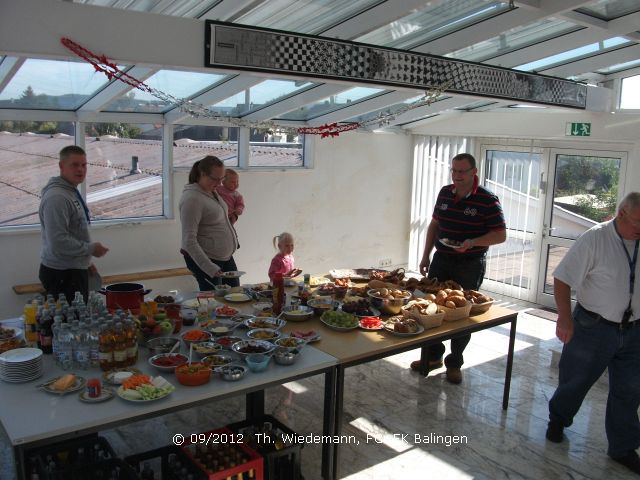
left=279, top=86, right=387, bottom=121
left=103, top=70, right=229, bottom=113
left=235, top=0, right=382, bottom=34
left=446, top=18, right=581, bottom=62
left=210, top=79, right=317, bottom=117
left=516, top=36, right=633, bottom=72
left=576, top=0, right=640, bottom=20
left=0, top=58, right=119, bottom=110
left=356, top=0, right=510, bottom=50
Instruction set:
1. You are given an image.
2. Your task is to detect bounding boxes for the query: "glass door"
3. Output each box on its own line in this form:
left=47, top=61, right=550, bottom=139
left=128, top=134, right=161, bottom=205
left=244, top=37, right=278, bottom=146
left=535, top=149, right=627, bottom=307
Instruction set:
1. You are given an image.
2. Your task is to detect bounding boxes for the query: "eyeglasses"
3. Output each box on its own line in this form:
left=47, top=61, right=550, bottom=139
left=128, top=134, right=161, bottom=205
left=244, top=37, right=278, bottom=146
left=449, top=167, right=474, bottom=175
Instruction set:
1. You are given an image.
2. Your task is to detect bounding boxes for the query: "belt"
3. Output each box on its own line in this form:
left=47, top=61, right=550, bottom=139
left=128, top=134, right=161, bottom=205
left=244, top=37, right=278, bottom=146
left=577, top=303, right=638, bottom=330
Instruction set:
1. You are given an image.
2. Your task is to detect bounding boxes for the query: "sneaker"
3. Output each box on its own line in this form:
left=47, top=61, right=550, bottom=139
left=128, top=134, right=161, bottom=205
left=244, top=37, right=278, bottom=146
left=446, top=367, right=463, bottom=384
left=611, top=451, right=640, bottom=475
left=545, top=420, right=564, bottom=443
left=410, top=359, right=443, bottom=373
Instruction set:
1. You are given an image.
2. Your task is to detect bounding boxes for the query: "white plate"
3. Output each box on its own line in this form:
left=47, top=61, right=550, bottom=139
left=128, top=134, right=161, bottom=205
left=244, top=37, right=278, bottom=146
left=224, top=293, right=251, bottom=303
left=215, top=305, right=241, bottom=317
left=79, top=388, right=114, bottom=403
left=220, top=271, right=246, bottom=279
left=383, top=323, right=425, bottom=336
left=439, top=238, right=463, bottom=249
left=116, top=378, right=174, bottom=402
left=41, top=375, right=86, bottom=394
left=0, top=347, right=42, bottom=363
left=290, top=331, right=321, bottom=343
left=358, top=318, right=384, bottom=331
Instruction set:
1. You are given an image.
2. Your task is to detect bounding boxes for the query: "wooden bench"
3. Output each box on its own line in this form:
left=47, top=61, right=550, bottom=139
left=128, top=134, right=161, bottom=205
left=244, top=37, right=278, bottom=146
left=12, top=267, right=193, bottom=295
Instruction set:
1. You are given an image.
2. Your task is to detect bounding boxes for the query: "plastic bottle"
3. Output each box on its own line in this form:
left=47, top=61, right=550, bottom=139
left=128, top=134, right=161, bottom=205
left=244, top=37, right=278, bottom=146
left=75, top=322, right=90, bottom=370
left=88, top=320, right=100, bottom=369
left=57, top=324, right=73, bottom=370
left=39, top=310, right=53, bottom=355
left=51, top=315, right=62, bottom=365
left=272, top=274, right=284, bottom=315
left=23, top=302, right=37, bottom=344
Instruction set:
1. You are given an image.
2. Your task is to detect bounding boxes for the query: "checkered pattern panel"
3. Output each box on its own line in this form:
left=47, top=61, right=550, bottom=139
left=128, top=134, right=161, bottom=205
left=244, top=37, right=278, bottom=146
left=211, top=24, right=586, bottom=108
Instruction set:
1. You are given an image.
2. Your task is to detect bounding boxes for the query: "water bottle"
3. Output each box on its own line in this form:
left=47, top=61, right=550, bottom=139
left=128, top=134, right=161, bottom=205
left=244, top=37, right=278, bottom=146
left=89, top=320, right=100, bottom=369
left=52, top=315, right=62, bottom=365
left=57, top=324, right=73, bottom=370
left=74, top=322, right=90, bottom=370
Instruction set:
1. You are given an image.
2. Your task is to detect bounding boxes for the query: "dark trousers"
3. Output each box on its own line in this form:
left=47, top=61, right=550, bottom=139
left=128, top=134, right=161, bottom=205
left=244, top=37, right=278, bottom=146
left=549, top=303, right=640, bottom=457
left=39, top=264, right=89, bottom=303
left=182, top=252, right=240, bottom=290
left=427, top=251, right=486, bottom=368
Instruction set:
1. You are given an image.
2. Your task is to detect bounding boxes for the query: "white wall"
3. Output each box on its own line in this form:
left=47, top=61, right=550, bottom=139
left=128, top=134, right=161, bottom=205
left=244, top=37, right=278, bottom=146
left=0, top=131, right=413, bottom=316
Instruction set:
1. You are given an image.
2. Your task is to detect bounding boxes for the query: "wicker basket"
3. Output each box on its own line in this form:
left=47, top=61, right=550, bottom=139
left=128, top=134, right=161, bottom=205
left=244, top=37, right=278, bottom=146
left=401, top=302, right=445, bottom=329
left=469, top=299, right=495, bottom=315
left=440, top=300, right=472, bottom=321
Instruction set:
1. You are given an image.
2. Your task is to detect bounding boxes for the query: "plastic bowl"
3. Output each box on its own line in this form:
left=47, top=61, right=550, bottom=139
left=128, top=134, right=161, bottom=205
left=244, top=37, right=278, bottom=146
left=175, top=362, right=211, bottom=386
left=367, top=289, right=412, bottom=315
left=179, top=308, right=198, bottom=326
left=214, top=284, right=231, bottom=296
left=244, top=353, right=271, bottom=373
left=146, top=336, right=181, bottom=357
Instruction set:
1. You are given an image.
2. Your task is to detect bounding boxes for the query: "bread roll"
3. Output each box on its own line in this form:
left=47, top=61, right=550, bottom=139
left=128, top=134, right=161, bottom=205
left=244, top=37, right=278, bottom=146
left=51, top=374, right=76, bottom=391
left=445, top=300, right=456, bottom=309
left=449, top=295, right=467, bottom=307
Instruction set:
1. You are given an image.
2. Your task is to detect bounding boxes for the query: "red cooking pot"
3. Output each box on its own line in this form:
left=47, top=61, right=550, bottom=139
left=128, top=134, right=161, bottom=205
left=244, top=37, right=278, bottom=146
left=98, top=283, right=151, bottom=313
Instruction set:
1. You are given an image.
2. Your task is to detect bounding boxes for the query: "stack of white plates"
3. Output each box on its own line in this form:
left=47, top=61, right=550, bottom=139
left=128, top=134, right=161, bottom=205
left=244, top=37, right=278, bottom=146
left=0, top=347, right=43, bottom=383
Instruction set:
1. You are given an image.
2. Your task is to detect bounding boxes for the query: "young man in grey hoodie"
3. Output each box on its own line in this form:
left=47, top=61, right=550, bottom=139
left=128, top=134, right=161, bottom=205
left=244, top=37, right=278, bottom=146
left=39, top=146, right=109, bottom=302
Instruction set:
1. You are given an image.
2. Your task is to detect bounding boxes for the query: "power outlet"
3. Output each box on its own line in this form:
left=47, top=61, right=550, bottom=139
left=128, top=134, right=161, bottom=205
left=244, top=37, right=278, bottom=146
left=378, top=258, right=392, bottom=268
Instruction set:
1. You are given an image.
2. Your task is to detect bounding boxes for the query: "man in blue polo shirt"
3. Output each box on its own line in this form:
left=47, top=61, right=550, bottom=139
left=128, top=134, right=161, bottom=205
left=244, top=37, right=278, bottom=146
left=411, top=153, right=506, bottom=383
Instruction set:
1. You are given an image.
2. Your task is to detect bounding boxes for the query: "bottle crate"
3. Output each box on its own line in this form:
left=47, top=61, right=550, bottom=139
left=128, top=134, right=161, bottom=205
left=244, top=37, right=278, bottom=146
left=125, top=445, right=207, bottom=479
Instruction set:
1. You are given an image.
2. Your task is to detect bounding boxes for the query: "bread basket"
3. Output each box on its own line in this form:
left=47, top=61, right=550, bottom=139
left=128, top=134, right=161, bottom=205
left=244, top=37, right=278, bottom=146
left=401, top=301, right=445, bottom=329
left=439, top=300, right=472, bottom=321
left=469, top=298, right=495, bottom=315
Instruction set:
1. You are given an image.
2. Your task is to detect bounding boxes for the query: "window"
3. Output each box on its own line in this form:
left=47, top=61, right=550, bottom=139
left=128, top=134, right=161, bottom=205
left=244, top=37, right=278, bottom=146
left=0, top=121, right=75, bottom=226
left=620, top=74, right=640, bottom=109
left=83, top=122, right=163, bottom=220
left=249, top=129, right=304, bottom=167
left=173, top=125, right=239, bottom=168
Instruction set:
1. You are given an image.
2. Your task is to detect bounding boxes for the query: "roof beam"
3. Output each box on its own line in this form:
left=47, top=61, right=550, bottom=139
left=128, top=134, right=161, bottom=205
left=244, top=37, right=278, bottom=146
left=78, top=66, right=157, bottom=112
left=385, top=96, right=473, bottom=127
left=198, top=0, right=258, bottom=22
left=542, top=44, right=640, bottom=78
left=307, top=91, right=420, bottom=127
left=164, top=74, right=265, bottom=124
left=241, top=83, right=353, bottom=122
left=0, top=56, right=24, bottom=93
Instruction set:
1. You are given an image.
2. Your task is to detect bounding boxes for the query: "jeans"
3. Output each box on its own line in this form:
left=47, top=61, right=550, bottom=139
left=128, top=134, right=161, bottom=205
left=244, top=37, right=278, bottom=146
left=39, top=264, right=89, bottom=303
left=182, top=252, right=240, bottom=290
left=427, top=251, right=486, bottom=368
left=549, top=303, right=640, bottom=457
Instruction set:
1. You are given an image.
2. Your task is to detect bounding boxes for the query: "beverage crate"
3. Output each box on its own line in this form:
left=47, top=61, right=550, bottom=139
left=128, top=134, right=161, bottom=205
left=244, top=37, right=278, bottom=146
left=182, top=427, right=264, bottom=480
left=125, top=445, right=208, bottom=480
left=71, top=458, right=139, bottom=480
left=226, top=415, right=302, bottom=480
left=29, top=434, right=116, bottom=480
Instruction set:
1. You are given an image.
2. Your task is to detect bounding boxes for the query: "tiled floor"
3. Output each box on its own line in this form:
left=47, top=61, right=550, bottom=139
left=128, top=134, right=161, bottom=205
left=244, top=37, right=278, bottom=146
left=1, top=299, right=634, bottom=479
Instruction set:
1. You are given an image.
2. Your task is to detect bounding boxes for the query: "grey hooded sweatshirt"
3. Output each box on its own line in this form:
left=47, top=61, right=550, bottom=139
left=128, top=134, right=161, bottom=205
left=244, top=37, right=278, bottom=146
left=39, top=176, right=95, bottom=270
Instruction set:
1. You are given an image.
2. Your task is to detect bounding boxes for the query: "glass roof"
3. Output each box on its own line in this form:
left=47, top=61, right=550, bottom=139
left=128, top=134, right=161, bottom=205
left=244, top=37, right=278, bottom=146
left=103, top=70, right=229, bottom=113
left=78, top=0, right=218, bottom=18
left=356, top=0, right=510, bottom=50
left=576, top=0, right=640, bottom=20
left=0, top=58, right=120, bottom=110
left=210, top=79, right=317, bottom=117
left=515, top=36, right=632, bottom=71
left=454, top=100, right=500, bottom=110
left=445, top=18, right=581, bottom=62
left=279, top=86, right=388, bottom=121
left=344, top=94, right=423, bottom=124
left=235, top=0, right=383, bottom=34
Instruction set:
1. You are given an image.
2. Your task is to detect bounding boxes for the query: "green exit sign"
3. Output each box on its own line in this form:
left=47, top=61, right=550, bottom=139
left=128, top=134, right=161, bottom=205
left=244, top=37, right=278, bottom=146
left=566, top=122, right=591, bottom=136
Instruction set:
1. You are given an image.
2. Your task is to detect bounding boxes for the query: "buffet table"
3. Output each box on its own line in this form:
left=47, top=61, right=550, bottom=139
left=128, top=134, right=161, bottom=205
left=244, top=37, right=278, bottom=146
left=280, top=304, right=518, bottom=479
left=0, top=338, right=338, bottom=480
